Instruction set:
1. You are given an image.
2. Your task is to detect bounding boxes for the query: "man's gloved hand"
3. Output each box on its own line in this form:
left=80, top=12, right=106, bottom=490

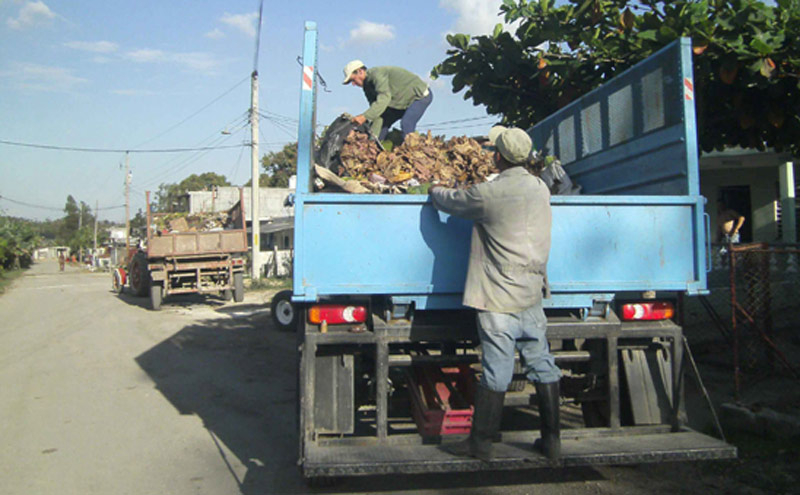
left=351, top=114, right=367, bottom=126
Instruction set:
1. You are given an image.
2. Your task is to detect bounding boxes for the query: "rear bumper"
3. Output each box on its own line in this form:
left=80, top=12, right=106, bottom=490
left=303, top=427, right=735, bottom=477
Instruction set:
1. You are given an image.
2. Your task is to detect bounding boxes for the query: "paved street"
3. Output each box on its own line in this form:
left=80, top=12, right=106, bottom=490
left=0, top=260, right=743, bottom=495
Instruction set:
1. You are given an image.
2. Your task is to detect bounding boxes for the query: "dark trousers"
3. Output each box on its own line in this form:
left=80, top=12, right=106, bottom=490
left=378, top=90, right=433, bottom=140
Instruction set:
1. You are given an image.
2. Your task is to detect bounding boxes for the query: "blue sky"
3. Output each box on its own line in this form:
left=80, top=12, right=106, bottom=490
left=0, top=0, right=508, bottom=222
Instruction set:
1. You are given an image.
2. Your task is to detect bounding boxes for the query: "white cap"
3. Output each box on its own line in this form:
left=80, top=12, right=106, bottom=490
left=343, top=60, right=365, bottom=84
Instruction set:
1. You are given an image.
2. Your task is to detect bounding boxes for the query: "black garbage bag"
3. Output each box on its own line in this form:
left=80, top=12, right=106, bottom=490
left=315, top=114, right=377, bottom=175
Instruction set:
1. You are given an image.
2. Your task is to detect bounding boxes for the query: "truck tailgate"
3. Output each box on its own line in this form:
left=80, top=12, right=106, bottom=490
left=294, top=193, right=706, bottom=307
left=148, top=230, right=247, bottom=257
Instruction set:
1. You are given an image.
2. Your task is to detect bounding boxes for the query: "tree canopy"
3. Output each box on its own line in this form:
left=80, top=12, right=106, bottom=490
left=260, top=143, right=297, bottom=187
left=155, top=172, right=231, bottom=212
left=432, top=0, right=800, bottom=154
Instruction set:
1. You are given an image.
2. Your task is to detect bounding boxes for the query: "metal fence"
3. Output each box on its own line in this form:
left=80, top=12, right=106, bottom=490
left=682, top=242, right=800, bottom=399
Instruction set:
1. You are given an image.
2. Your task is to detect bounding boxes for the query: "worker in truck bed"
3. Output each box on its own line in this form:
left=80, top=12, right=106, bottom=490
left=342, top=60, right=432, bottom=141
left=429, top=126, right=562, bottom=461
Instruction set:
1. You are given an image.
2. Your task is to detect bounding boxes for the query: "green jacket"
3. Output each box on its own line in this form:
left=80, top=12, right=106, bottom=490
left=362, top=66, right=428, bottom=126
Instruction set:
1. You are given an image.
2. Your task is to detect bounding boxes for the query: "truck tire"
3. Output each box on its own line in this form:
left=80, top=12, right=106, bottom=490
left=150, top=282, right=163, bottom=311
left=271, top=289, right=297, bottom=331
left=222, top=288, right=233, bottom=301
left=129, top=253, right=150, bottom=297
left=233, top=272, right=244, bottom=302
left=111, top=268, right=125, bottom=294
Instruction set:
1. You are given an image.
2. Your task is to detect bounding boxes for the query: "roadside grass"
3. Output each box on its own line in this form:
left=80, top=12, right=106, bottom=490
left=247, top=277, right=292, bottom=291
left=0, top=268, right=25, bottom=295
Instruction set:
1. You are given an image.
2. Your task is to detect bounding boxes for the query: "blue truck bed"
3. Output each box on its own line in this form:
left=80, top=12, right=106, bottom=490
left=293, top=33, right=708, bottom=310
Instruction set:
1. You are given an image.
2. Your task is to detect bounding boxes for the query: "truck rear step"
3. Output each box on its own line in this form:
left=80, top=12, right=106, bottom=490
left=304, top=428, right=735, bottom=477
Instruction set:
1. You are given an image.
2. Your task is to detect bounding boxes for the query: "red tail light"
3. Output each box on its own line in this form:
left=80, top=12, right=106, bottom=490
left=621, top=301, right=674, bottom=321
left=308, top=304, right=367, bottom=325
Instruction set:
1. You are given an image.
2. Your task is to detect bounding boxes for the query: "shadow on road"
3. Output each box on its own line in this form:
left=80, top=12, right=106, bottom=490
left=135, top=311, right=605, bottom=494
left=114, top=288, right=228, bottom=310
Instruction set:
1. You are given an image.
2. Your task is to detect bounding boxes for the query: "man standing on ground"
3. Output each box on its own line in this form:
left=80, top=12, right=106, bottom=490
left=429, top=126, right=561, bottom=461
left=342, top=60, right=432, bottom=140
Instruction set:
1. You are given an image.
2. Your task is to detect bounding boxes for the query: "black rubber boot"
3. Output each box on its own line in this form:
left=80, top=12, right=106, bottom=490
left=534, top=381, right=561, bottom=459
left=444, top=385, right=505, bottom=462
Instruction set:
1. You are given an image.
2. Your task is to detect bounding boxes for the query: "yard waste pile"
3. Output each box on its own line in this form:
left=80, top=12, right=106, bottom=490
left=313, top=114, right=580, bottom=195
left=153, top=211, right=234, bottom=233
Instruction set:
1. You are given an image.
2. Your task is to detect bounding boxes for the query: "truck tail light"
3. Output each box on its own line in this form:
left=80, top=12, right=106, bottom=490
left=308, top=304, right=367, bottom=325
left=621, top=301, right=675, bottom=321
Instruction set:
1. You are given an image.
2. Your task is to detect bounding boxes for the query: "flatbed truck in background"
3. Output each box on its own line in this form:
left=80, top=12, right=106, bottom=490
left=114, top=189, right=248, bottom=310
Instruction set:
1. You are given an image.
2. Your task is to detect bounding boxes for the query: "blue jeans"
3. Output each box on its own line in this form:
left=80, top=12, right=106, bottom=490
left=377, top=90, right=433, bottom=140
left=476, top=301, right=561, bottom=392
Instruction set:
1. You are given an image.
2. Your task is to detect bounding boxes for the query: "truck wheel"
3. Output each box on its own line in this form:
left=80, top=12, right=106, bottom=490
left=111, top=268, right=125, bottom=294
left=233, top=272, right=244, bottom=302
left=222, top=288, right=233, bottom=301
left=129, top=253, right=150, bottom=297
left=271, top=290, right=297, bottom=331
left=150, top=282, right=163, bottom=310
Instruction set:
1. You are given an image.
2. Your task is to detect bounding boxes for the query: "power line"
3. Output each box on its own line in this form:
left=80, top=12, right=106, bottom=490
left=0, top=139, right=248, bottom=154
left=132, top=76, right=250, bottom=150
left=0, top=194, right=124, bottom=211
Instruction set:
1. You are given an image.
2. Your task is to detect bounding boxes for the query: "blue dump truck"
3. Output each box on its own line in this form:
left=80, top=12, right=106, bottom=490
left=289, top=22, right=735, bottom=481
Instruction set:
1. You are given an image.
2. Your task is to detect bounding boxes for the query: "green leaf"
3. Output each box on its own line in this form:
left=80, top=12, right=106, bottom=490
left=493, top=23, right=503, bottom=39
left=637, top=29, right=658, bottom=42
left=750, top=37, right=772, bottom=56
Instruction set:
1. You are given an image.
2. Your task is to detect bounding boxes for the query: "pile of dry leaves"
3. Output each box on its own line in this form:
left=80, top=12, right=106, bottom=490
left=327, top=130, right=498, bottom=194
left=154, top=211, right=233, bottom=233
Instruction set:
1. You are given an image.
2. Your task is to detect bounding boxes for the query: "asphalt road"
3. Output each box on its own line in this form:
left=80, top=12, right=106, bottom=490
left=0, top=260, right=736, bottom=495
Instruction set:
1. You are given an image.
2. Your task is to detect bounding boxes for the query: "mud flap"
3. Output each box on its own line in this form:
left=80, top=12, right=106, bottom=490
left=621, top=343, right=675, bottom=425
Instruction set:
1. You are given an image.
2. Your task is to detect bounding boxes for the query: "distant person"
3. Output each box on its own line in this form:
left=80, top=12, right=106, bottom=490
left=717, top=200, right=745, bottom=244
left=342, top=60, right=432, bottom=140
left=58, top=253, right=65, bottom=272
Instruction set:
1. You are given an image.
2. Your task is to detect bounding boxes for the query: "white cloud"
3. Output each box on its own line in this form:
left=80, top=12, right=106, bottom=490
left=348, top=20, right=396, bottom=45
left=126, top=49, right=167, bottom=64
left=124, top=49, right=221, bottom=73
left=205, top=28, right=225, bottom=40
left=439, top=0, right=504, bottom=36
left=64, top=40, right=119, bottom=53
left=0, top=62, right=87, bottom=91
left=6, top=0, right=57, bottom=30
left=220, top=12, right=259, bottom=38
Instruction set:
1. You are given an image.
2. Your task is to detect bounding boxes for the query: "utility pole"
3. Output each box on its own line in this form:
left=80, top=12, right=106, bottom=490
left=78, top=203, right=83, bottom=262
left=250, top=70, right=260, bottom=280
left=125, top=152, right=131, bottom=258
left=93, top=199, right=98, bottom=268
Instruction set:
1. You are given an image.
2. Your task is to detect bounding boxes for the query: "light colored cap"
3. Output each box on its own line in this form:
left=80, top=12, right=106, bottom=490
left=342, top=59, right=365, bottom=84
left=490, top=126, right=532, bottom=165
left=488, top=125, right=506, bottom=145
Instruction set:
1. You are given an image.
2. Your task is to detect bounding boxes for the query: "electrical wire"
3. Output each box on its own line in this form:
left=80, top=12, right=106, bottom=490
left=0, top=139, right=248, bottom=154
left=0, top=194, right=124, bottom=211
left=134, top=112, right=250, bottom=189
left=131, top=75, right=250, bottom=150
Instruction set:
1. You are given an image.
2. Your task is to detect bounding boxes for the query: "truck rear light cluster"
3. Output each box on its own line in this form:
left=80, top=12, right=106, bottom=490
left=621, top=301, right=674, bottom=321
left=308, top=305, right=367, bottom=325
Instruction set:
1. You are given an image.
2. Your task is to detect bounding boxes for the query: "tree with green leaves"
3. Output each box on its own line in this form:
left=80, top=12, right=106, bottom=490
left=260, top=143, right=297, bottom=187
left=0, top=216, right=40, bottom=270
left=155, top=172, right=231, bottom=212
left=432, top=0, right=800, bottom=154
